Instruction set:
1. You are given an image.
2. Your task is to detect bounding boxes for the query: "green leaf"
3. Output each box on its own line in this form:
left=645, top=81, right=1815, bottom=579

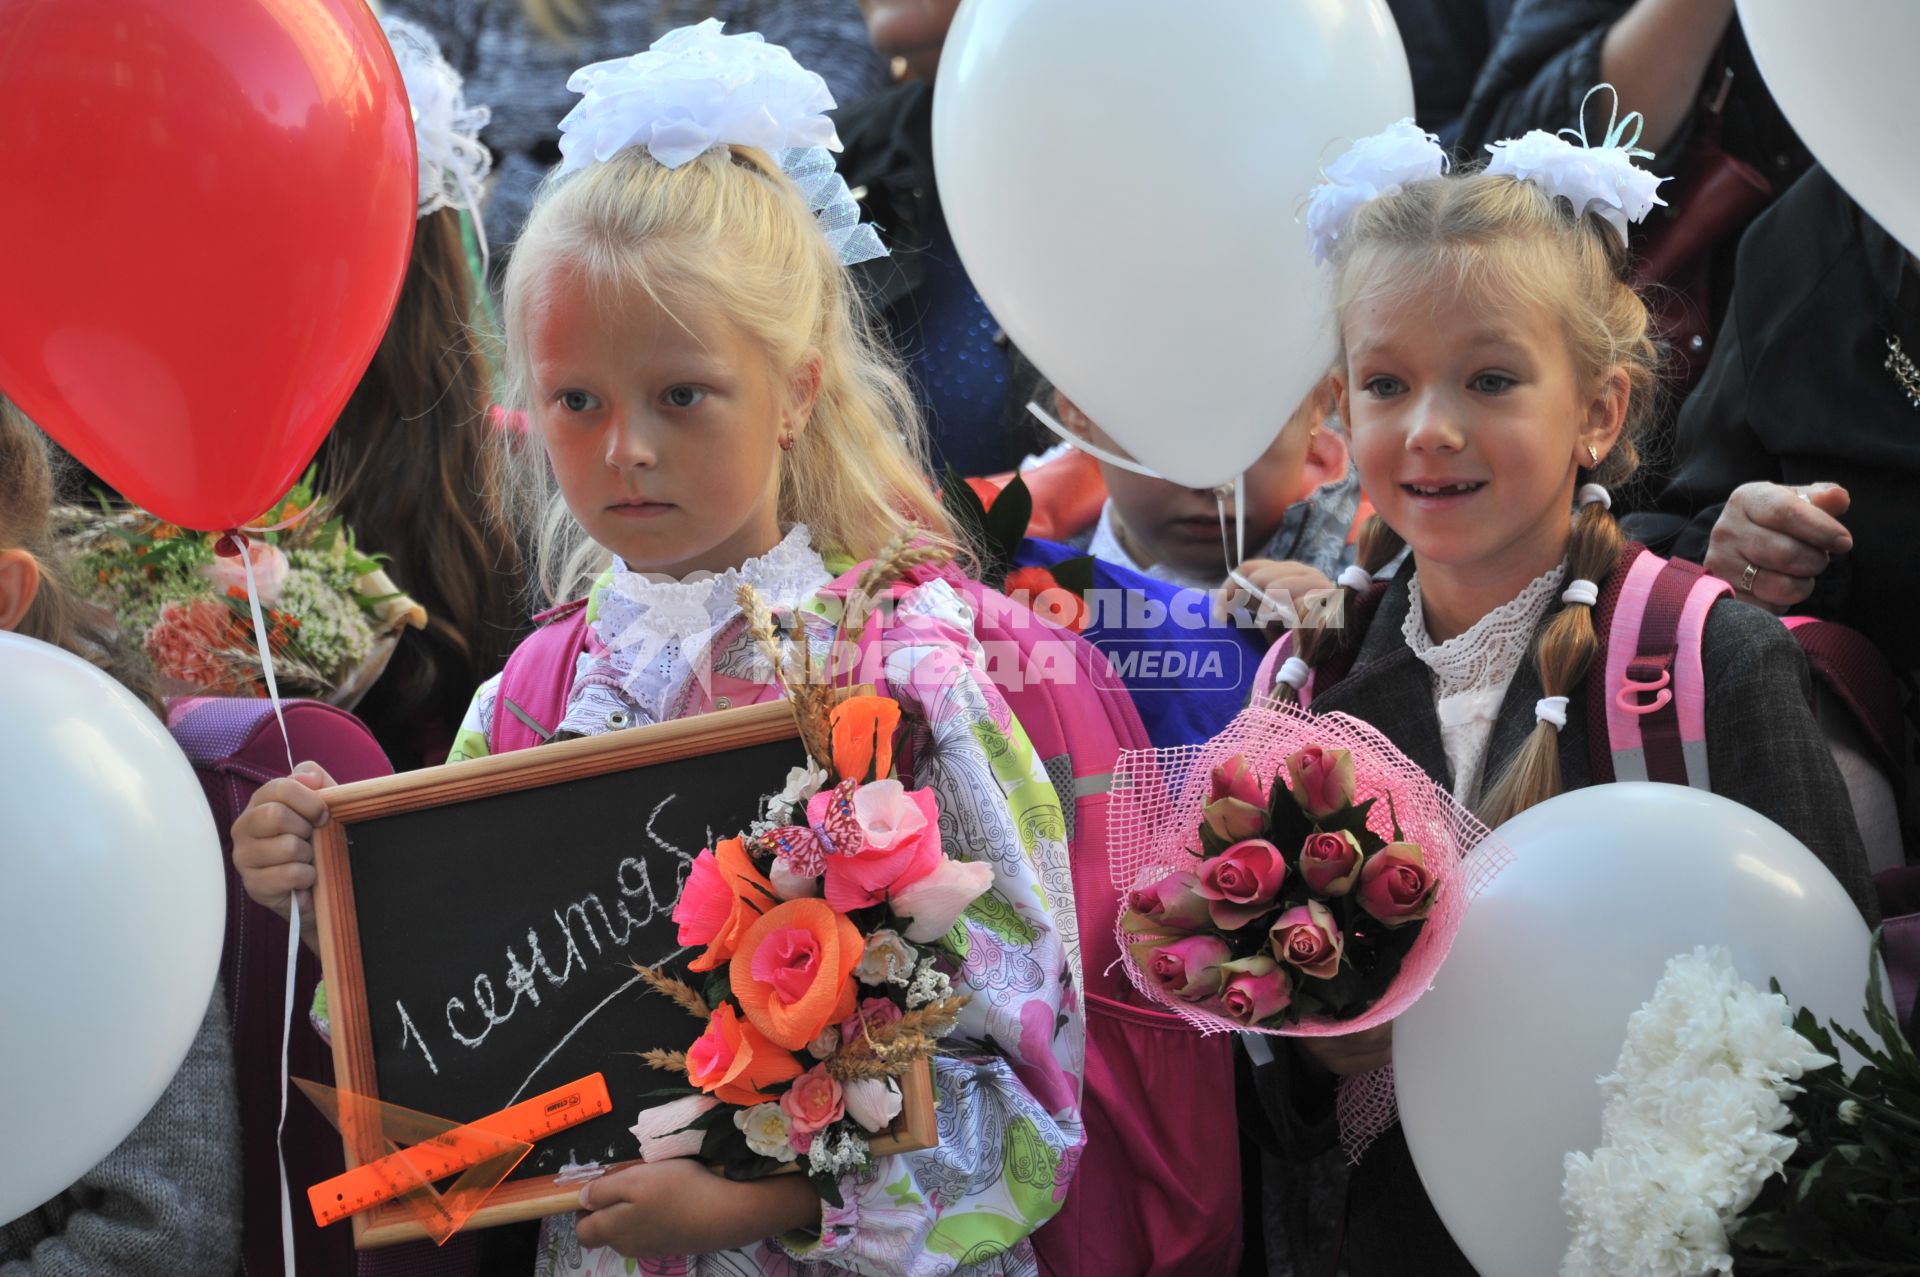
left=808, top=1170, right=845, bottom=1210
left=1862, top=928, right=1920, bottom=1081
left=983, top=472, right=1034, bottom=561
left=1048, top=555, right=1096, bottom=596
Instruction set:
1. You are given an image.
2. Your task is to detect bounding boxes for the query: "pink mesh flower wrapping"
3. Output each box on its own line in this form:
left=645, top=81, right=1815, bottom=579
left=1108, top=702, right=1511, bottom=1159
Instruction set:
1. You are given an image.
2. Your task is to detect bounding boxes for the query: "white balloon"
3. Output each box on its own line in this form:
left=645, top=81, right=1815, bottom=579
left=933, top=0, right=1413, bottom=489
left=1737, top=0, right=1920, bottom=256
left=1394, top=783, right=1876, bottom=1277
left=0, top=633, right=223, bottom=1223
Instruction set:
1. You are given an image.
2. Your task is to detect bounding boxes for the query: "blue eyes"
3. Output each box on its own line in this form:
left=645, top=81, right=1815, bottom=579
left=1361, top=373, right=1517, bottom=397
left=1363, top=376, right=1406, bottom=397
left=1470, top=373, right=1517, bottom=394
left=553, top=387, right=708, bottom=413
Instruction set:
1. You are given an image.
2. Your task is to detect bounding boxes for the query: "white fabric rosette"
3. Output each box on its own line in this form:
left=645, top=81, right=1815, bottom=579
left=1484, top=84, right=1667, bottom=245
left=380, top=16, right=492, bottom=222
left=558, top=18, right=839, bottom=173
left=1303, top=119, right=1449, bottom=265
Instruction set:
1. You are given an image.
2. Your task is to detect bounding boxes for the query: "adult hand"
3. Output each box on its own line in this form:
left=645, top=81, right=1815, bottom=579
left=229, top=760, right=335, bottom=952
left=1704, top=482, right=1852, bottom=613
left=574, top=1158, right=822, bottom=1256
left=1300, top=1021, right=1393, bottom=1075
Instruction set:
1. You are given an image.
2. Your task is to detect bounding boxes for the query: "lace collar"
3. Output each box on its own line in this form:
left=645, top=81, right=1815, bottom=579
left=562, top=525, right=830, bottom=731
left=1403, top=561, right=1569, bottom=702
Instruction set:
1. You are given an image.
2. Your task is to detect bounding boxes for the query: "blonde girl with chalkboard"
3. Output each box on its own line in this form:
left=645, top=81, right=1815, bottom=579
left=232, top=20, right=1085, bottom=1277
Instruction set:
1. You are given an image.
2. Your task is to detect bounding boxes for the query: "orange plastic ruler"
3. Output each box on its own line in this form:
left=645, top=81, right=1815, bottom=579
left=303, top=1072, right=613, bottom=1228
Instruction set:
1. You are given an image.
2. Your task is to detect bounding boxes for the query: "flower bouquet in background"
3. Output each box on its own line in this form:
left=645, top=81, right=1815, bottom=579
left=625, top=571, right=986, bottom=1205
left=1110, top=701, right=1498, bottom=1037
left=1562, top=935, right=1920, bottom=1276
left=59, top=469, right=425, bottom=705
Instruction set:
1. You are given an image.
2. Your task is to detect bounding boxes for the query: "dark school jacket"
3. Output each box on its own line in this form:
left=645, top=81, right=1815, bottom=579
left=1625, top=165, right=1920, bottom=672
left=1248, top=571, right=1874, bottom=1275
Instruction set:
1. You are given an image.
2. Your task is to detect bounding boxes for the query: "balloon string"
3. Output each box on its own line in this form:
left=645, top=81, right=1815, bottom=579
left=1024, top=400, right=1164, bottom=479
left=279, top=896, right=301, bottom=1277
left=1218, top=476, right=1298, bottom=627
left=230, top=532, right=300, bottom=1274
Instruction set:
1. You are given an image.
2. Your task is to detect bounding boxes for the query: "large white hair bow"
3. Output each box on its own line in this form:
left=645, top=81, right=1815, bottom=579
left=552, top=19, right=884, bottom=265
left=1303, top=119, right=1450, bottom=265
left=1485, top=84, right=1668, bottom=244
left=381, top=17, right=492, bottom=224
left=557, top=18, right=838, bottom=172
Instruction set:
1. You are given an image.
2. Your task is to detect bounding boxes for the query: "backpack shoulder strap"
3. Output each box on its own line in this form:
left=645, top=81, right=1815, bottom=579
left=490, top=600, right=591, bottom=755
left=1592, top=546, right=1730, bottom=789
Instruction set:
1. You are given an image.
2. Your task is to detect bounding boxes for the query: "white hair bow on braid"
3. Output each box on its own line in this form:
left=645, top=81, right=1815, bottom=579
left=555, top=18, right=885, bottom=265
left=1484, top=84, right=1668, bottom=244
left=381, top=17, right=493, bottom=262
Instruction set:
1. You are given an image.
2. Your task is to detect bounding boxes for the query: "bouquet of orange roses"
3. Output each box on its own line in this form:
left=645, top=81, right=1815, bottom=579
left=626, top=587, right=988, bottom=1205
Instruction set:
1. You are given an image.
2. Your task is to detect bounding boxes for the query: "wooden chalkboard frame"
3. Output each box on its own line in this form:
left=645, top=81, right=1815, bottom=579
left=312, top=700, right=938, bottom=1248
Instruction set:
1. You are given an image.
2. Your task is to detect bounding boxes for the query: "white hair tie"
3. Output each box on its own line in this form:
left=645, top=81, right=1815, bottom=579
left=1337, top=565, right=1373, bottom=592
left=1561, top=579, right=1600, bottom=608
left=1483, top=84, right=1668, bottom=247
left=1577, top=483, right=1612, bottom=510
left=1535, top=695, right=1570, bottom=730
left=1275, top=656, right=1311, bottom=691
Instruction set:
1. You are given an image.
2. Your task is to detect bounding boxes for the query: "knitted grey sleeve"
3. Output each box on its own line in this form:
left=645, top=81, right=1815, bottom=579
left=0, top=989, right=242, bottom=1277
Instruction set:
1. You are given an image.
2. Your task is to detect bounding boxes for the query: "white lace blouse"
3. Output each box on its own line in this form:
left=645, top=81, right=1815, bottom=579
left=1403, top=563, right=1568, bottom=807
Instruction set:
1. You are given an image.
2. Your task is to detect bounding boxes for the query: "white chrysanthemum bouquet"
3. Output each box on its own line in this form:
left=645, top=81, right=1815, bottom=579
left=1562, top=935, right=1920, bottom=1275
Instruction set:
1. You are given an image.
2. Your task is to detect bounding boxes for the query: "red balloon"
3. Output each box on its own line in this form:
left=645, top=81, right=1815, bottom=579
left=0, top=0, right=416, bottom=531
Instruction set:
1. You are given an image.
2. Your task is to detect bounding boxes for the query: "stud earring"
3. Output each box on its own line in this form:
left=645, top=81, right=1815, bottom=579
left=779, top=431, right=795, bottom=452
left=1586, top=443, right=1599, bottom=465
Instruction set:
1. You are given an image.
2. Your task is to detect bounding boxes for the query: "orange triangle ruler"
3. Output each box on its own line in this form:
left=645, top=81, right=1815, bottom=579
left=297, top=1072, right=613, bottom=1243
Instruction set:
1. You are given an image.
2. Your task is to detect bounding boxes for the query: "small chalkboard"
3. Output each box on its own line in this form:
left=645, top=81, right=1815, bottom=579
left=309, top=701, right=934, bottom=1248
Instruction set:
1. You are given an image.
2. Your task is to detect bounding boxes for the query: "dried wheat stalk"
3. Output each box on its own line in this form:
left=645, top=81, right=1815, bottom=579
left=632, top=964, right=710, bottom=1019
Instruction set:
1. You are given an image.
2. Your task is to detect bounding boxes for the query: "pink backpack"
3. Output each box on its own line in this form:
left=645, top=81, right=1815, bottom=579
left=168, top=697, right=393, bottom=1277
left=492, top=565, right=1243, bottom=1277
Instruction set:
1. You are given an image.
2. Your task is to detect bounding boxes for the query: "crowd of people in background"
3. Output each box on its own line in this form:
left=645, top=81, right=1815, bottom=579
left=4, top=1, right=1915, bottom=1274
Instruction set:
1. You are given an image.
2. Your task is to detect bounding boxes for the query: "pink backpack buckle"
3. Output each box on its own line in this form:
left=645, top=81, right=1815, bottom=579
left=1616, top=658, right=1673, bottom=715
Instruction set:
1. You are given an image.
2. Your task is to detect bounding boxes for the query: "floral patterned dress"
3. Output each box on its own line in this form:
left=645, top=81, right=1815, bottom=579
left=448, top=527, right=1086, bottom=1277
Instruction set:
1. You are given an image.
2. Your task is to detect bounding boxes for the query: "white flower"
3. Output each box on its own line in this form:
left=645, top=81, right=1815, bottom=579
left=1303, top=119, right=1447, bottom=265
left=770, top=858, right=822, bottom=901
left=805, top=1127, right=870, bottom=1177
left=807, top=1025, right=840, bottom=1061
left=1484, top=128, right=1667, bottom=246
left=1560, top=947, right=1830, bottom=1276
left=733, top=1102, right=799, bottom=1162
left=906, top=959, right=953, bottom=1010
left=842, top=1077, right=903, bottom=1134
left=558, top=18, right=839, bottom=173
left=630, top=1094, right=717, bottom=1162
left=762, top=761, right=830, bottom=828
left=891, top=858, right=995, bottom=944
left=855, top=929, right=916, bottom=986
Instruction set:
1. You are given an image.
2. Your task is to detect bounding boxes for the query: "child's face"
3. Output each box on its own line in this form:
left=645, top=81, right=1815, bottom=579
left=1337, top=271, right=1623, bottom=584
left=1060, top=392, right=1323, bottom=582
left=526, top=268, right=807, bottom=578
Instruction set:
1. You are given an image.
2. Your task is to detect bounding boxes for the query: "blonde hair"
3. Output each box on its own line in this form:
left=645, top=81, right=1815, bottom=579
left=500, top=143, right=958, bottom=603
left=1285, top=169, right=1658, bottom=826
left=0, top=406, right=160, bottom=714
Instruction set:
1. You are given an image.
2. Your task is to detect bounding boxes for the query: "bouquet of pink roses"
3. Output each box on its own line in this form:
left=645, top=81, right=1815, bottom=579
left=1112, top=702, right=1497, bottom=1038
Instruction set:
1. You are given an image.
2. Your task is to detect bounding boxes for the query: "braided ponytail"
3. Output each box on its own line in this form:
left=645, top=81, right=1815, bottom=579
left=1476, top=497, right=1625, bottom=825
left=1272, top=514, right=1405, bottom=705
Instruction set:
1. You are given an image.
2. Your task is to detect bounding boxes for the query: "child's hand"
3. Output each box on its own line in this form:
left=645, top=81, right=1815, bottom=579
left=574, top=1159, right=822, bottom=1257
left=230, top=761, right=334, bottom=953
left=1300, top=1021, right=1393, bottom=1075
left=1217, top=559, right=1335, bottom=633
